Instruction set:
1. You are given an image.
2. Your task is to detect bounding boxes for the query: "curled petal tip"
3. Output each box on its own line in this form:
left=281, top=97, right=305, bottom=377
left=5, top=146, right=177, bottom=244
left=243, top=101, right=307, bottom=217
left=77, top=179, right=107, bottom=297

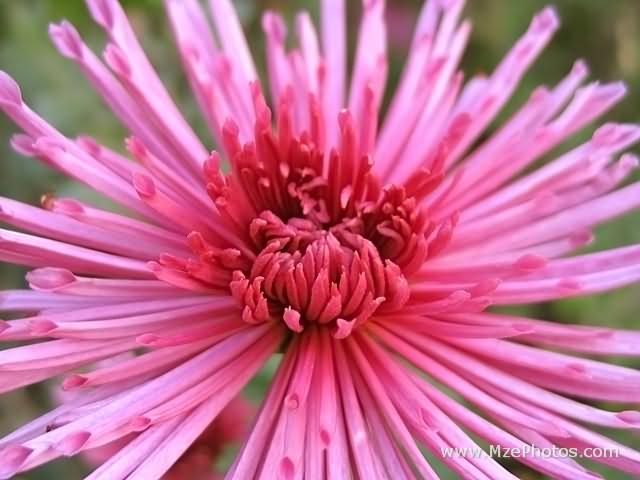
left=419, top=408, right=440, bottom=432
left=450, top=290, right=472, bottom=302
left=572, top=58, right=589, bottom=76
left=132, top=172, right=156, bottom=198
left=620, top=153, right=639, bottom=170
left=33, top=136, right=66, bottom=156
left=0, top=445, right=32, bottom=479
left=26, top=267, right=76, bottom=291
left=62, top=374, right=88, bottom=390
left=610, top=81, right=627, bottom=96
left=332, top=318, right=355, bottom=339
left=10, top=134, right=37, bottom=156
left=283, top=308, right=304, bottom=333
left=319, top=428, right=331, bottom=447
left=556, top=278, right=582, bottom=292
left=284, top=393, right=300, bottom=410
left=86, top=0, right=116, bottom=30
left=0, top=71, right=22, bottom=108
left=49, top=21, right=83, bottom=59
left=511, top=323, right=535, bottom=334
left=29, top=319, right=58, bottom=335
left=338, top=108, right=353, bottom=129
left=592, top=83, right=628, bottom=110
left=136, top=333, right=159, bottom=345
left=126, top=136, right=148, bottom=161
left=76, top=135, right=101, bottom=156
left=513, top=253, right=547, bottom=271
left=533, top=6, right=560, bottom=33
left=129, top=416, right=152, bottom=432
left=222, top=117, right=240, bottom=137
left=146, top=261, right=161, bottom=273
left=565, top=362, right=591, bottom=377
left=616, top=410, right=640, bottom=427
left=569, top=229, right=594, bottom=247
left=57, top=431, right=91, bottom=456
left=279, top=457, right=295, bottom=480
left=49, top=197, right=85, bottom=215
left=206, top=151, right=221, bottom=172
left=104, top=43, right=132, bottom=78
left=261, top=11, right=287, bottom=41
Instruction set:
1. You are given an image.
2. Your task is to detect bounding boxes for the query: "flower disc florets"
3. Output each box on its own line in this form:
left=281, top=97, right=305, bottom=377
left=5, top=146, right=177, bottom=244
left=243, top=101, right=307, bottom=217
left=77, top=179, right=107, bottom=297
left=195, top=89, right=456, bottom=337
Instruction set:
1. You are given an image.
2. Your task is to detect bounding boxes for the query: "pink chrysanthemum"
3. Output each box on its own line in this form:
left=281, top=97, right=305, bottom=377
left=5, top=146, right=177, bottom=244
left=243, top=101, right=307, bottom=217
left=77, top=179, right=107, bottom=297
left=0, top=0, right=639, bottom=478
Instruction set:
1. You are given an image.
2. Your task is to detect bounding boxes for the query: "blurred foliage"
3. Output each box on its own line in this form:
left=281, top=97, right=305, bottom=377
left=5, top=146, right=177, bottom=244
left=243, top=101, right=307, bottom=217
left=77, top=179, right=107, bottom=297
left=0, top=1, right=638, bottom=478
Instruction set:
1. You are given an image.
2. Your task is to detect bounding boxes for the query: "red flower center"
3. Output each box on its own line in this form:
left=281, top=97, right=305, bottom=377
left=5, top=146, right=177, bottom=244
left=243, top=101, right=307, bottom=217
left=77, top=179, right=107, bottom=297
left=187, top=87, right=460, bottom=337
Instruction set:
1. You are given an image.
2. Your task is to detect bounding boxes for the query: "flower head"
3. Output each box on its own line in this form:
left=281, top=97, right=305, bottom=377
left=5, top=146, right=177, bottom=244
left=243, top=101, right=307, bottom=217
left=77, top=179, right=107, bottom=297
left=1, top=0, right=640, bottom=479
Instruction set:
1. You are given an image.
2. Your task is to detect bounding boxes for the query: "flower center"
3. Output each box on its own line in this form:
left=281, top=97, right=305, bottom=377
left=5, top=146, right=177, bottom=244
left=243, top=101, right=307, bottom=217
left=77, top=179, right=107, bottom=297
left=229, top=211, right=410, bottom=337
left=195, top=88, right=452, bottom=337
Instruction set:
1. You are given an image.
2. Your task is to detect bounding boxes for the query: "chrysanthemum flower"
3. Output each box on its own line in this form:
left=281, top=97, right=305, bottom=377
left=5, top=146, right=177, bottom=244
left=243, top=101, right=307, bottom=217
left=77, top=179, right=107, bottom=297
left=0, top=0, right=639, bottom=478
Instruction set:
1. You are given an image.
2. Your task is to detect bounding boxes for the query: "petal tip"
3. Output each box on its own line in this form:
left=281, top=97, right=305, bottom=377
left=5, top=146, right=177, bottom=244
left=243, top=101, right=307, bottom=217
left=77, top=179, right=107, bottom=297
left=129, top=416, right=152, bottom=432
left=9, top=134, right=37, bottom=156
left=132, top=172, right=156, bottom=198
left=49, top=21, right=83, bottom=59
left=616, top=410, right=640, bottom=427
left=57, top=431, right=91, bottom=456
left=29, top=319, right=58, bottom=335
left=62, top=374, right=88, bottom=390
left=533, top=6, right=560, bottom=33
left=0, top=71, right=22, bottom=108
left=26, top=267, right=76, bottom=292
left=0, top=445, right=32, bottom=479
left=86, top=0, right=116, bottom=30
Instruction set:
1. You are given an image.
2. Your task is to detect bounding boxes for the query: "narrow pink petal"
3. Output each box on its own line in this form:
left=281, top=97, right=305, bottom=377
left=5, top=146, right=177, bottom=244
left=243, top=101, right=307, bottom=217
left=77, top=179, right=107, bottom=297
left=458, top=120, right=639, bottom=221
left=0, top=197, right=178, bottom=260
left=481, top=383, right=640, bottom=476
left=207, top=0, right=257, bottom=84
left=227, top=339, right=298, bottom=479
left=331, top=340, right=389, bottom=479
left=349, top=0, right=388, bottom=149
left=449, top=180, right=640, bottom=258
left=0, top=338, right=136, bottom=372
left=369, top=325, right=600, bottom=479
left=0, top=446, right=33, bottom=479
left=135, top=326, right=279, bottom=425
left=261, top=12, right=293, bottom=117
left=84, top=415, right=184, bottom=480
left=385, top=314, right=533, bottom=339
left=0, top=228, right=152, bottom=279
left=371, top=322, right=569, bottom=437
left=445, top=337, right=640, bottom=402
left=48, top=21, right=198, bottom=184
left=393, top=328, right=638, bottom=429
left=347, top=335, right=445, bottom=479
left=40, top=303, right=236, bottom=340
left=86, top=0, right=208, bottom=173
left=45, top=196, right=185, bottom=244
left=125, top=395, right=226, bottom=479
left=446, top=7, right=560, bottom=165
left=1, top=296, right=212, bottom=341
left=296, top=12, right=321, bottom=96
left=26, top=268, right=190, bottom=297
left=320, top=0, right=346, bottom=146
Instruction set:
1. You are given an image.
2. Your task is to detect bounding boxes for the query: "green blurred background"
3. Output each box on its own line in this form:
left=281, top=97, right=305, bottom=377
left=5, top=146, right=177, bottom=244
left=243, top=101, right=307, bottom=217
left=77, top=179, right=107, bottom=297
left=0, top=1, right=638, bottom=478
